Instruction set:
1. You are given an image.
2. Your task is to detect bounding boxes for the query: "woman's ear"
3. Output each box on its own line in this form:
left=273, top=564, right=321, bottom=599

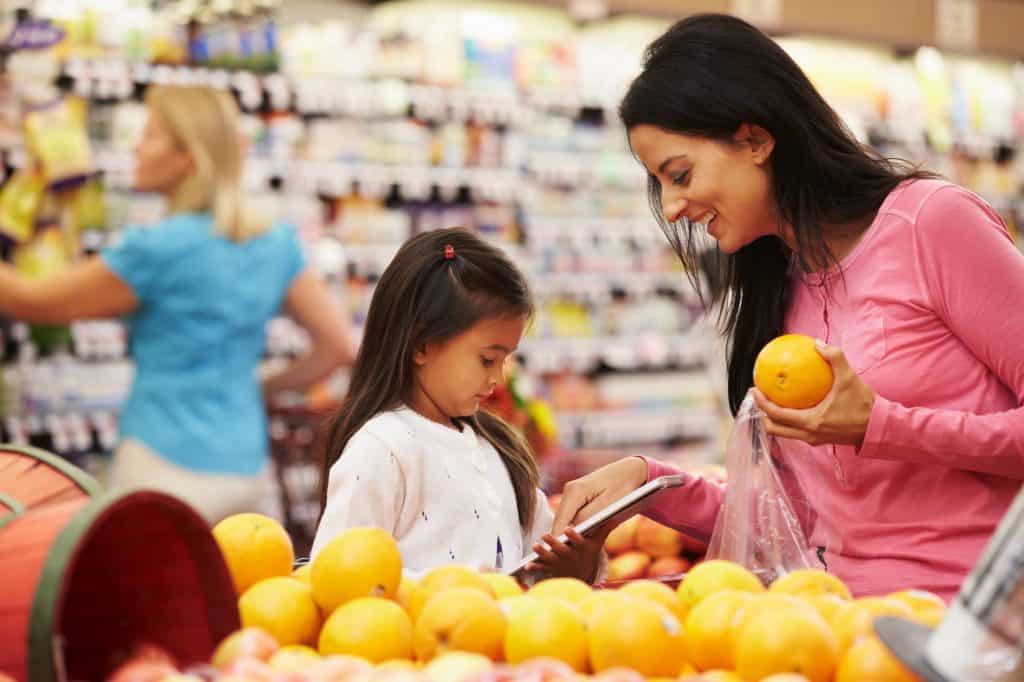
left=734, top=123, right=775, bottom=165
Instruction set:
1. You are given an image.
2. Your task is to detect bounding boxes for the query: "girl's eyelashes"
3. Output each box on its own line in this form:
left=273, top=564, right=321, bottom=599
left=481, top=356, right=497, bottom=368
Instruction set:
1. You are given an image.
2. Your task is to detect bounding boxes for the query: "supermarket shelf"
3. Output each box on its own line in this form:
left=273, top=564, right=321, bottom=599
left=524, top=150, right=646, bottom=189
left=275, top=320, right=707, bottom=372
left=340, top=243, right=536, bottom=272
left=339, top=243, right=693, bottom=299
left=21, top=149, right=1022, bottom=228
left=556, top=406, right=720, bottom=449
left=1, top=410, right=120, bottom=452
left=517, top=332, right=708, bottom=373
left=249, top=159, right=523, bottom=201
left=527, top=271, right=697, bottom=302
left=525, top=216, right=664, bottom=246
left=60, top=57, right=571, bottom=120
left=84, top=151, right=525, bottom=201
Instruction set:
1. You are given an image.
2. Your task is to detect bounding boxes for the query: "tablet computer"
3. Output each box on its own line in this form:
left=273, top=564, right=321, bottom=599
left=506, top=473, right=688, bottom=578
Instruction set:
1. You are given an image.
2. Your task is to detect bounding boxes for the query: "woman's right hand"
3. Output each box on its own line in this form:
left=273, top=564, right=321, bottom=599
left=550, top=456, right=649, bottom=535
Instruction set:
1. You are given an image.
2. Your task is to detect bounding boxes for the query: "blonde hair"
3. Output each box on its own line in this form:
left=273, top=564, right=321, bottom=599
left=145, top=85, right=269, bottom=241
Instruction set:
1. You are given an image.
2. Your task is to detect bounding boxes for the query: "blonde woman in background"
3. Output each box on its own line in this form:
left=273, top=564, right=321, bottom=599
left=0, top=86, right=356, bottom=522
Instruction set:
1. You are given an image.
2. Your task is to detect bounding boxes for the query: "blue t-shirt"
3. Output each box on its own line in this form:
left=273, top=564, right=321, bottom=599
left=102, top=213, right=305, bottom=474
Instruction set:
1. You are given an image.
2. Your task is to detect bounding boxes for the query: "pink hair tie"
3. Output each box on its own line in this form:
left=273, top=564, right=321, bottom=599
left=444, top=244, right=455, bottom=260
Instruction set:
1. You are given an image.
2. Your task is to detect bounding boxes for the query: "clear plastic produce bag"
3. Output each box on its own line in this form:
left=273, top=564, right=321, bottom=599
left=706, top=392, right=817, bottom=585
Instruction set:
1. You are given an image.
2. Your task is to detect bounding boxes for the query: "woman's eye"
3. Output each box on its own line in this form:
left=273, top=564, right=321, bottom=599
left=671, top=170, right=690, bottom=186
left=481, top=357, right=497, bottom=368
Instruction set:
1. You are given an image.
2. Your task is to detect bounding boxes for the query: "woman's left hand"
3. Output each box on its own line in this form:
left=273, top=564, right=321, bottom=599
left=752, top=341, right=876, bottom=448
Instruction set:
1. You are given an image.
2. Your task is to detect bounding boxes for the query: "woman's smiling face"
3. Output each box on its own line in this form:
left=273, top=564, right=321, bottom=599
left=628, top=123, right=780, bottom=254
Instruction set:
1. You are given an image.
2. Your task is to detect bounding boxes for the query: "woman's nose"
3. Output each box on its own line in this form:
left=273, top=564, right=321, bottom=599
left=662, top=194, right=688, bottom=223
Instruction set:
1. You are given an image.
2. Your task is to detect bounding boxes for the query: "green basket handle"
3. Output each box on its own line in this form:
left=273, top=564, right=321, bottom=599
left=0, top=490, right=26, bottom=531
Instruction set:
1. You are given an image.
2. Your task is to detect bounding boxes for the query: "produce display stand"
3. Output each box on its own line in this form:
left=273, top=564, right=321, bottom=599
left=0, top=445, right=240, bottom=682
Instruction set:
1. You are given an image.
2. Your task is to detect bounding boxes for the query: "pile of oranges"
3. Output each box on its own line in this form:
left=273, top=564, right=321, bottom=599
left=204, top=514, right=943, bottom=682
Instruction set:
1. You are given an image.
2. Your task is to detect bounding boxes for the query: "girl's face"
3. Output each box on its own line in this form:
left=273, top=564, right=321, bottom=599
left=628, top=123, right=779, bottom=254
left=410, top=315, right=527, bottom=427
left=134, top=111, right=193, bottom=195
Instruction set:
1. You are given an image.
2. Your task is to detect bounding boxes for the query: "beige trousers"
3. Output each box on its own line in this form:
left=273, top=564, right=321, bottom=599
left=106, top=438, right=281, bottom=525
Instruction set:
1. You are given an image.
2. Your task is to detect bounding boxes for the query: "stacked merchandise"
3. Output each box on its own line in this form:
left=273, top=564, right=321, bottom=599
left=91, top=514, right=949, bottom=682
left=0, top=14, right=129, bottom=473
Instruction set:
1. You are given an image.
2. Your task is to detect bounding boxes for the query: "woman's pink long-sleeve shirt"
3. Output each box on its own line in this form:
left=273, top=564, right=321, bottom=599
left=645, top=179, right=1024, bottom=600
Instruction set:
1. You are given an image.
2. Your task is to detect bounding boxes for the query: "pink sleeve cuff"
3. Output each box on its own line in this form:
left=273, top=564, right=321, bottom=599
left=640, top=455, right=684, bottom=482
left=857, top=394, right=893, bottom=460
left=635, top=455, right=722, bottom=543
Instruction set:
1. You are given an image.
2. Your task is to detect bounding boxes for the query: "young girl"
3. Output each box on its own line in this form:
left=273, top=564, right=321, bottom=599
left=312, top=228, right=600, bottom=578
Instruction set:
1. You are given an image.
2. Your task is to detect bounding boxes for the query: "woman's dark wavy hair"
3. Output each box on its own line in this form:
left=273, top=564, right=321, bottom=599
left=321, top=228, right=540, bottom=531
left=619, top=13, right=935, bottom=414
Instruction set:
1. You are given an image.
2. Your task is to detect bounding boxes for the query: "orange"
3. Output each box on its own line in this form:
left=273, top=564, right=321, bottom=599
left=377, top=660, right=421, bottom=672
left=604, top=516, right=639, bottom=554
left=482, top=573, right=523, bottom=599
left=311, top=527, right=402, bottom=614
left=770, top=569, right=852, bottom=600
left=734, top=607, right=839, bottom=682
left=409, top=566, right=495, bottom=622
left=211, top=627, right=279, bottom=668
left=319, top=597, right=413, bottom=661
left=303, top=654, right=372, bottom=680
left=212, top=513, right=294, bottom=595
left=396, top=576, right=418, bottom=611
left=677, top=560, right=764, bottom=619
left=504, top=597, right=588, bottom=671
left=761, top=676, right=813, bottom=682
left=268, top=645, right=320, bottom=673
left=806, top=593, right=852, bottom=632
left=527, top=577, right=592, bottom=605
left=887, top=589, right=946, bottom=613
left=730, top=594, right=819, bottom=653
left=498, top=595, right=535, bottom=621
left=687, top=671, right=742, bottom=681
left=619, top=579, right=687, bottom=622
left=311, top=528, right=402, bottom=613
left=413, top=587, right=507, bottom=662
left=833, top=597, right=914, bottom=654
left=684, top=589, right=754, bottom=671
left=577, top=590, right=632, bottom=625
left=291, top=564, right=312, bottom=584
left=589, top=596, right=688, bottom=677
left=835, top=635, right=918, bottom=682
left=753, top=334, right=834, bottom=408
left=423, top=652, right=494, bottom=682
left=238, top=577, right=321, bottom=647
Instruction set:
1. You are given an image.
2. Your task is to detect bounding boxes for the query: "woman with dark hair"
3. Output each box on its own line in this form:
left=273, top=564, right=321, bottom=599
left=550, top=14, right=1024, bottom=598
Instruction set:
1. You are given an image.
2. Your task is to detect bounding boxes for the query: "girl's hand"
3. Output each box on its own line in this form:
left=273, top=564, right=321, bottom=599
left=527, top=529, right=605, bottom=584
left=752, top=341, right=876, bottom=448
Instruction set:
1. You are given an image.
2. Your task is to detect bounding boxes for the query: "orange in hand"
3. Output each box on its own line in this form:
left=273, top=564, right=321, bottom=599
left=754, top=334, right=834, bottom=408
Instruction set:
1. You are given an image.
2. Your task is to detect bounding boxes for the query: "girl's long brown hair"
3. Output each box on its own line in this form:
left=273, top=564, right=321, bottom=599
left=322, top=228, right=540, bottom=531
